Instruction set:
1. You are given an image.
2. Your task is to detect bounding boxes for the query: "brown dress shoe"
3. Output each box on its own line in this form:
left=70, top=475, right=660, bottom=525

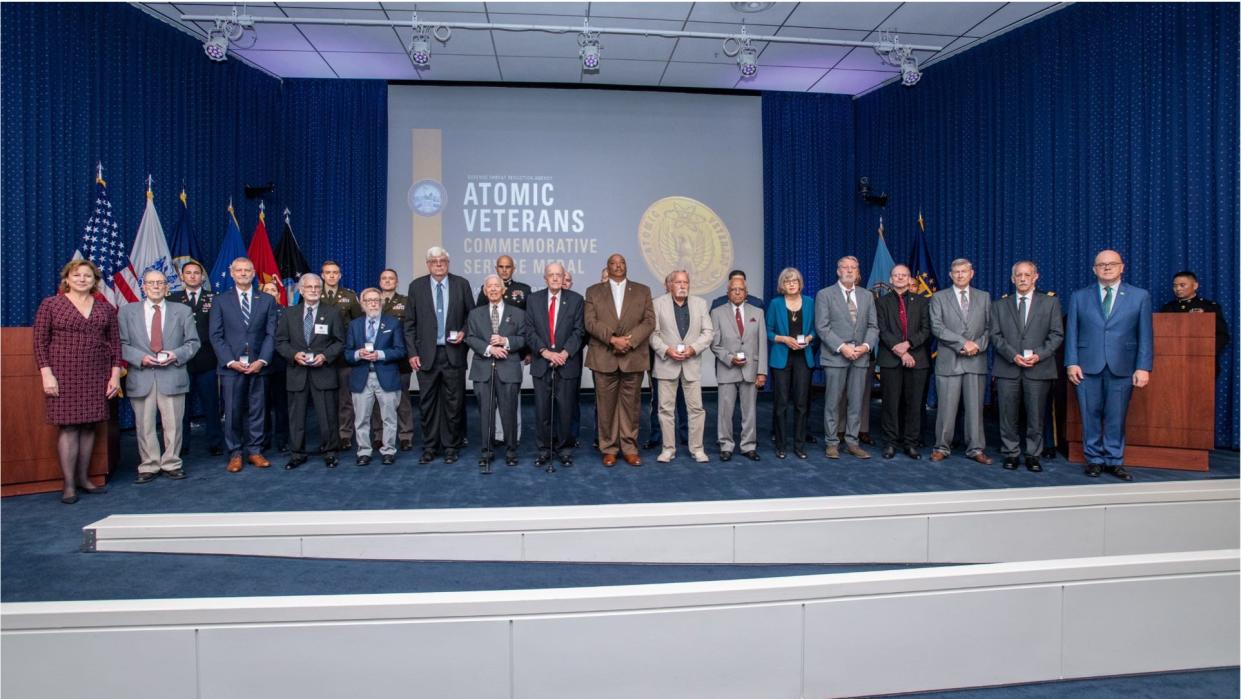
left=623, top=453, right=642, bottom=467
left=227, top=455, right=243, bottom=473
left=845, top=444, right=871, bottom=459
left=968, top=452, right=993, bottom=465
left=929, top=451, right=947, bottom=462
left=248, top=454, right=271, bottom=468
left=602, top=453, right=617, bottom=467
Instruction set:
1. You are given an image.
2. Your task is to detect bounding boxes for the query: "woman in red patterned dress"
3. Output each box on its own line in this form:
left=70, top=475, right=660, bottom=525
left=33, top=260, right=123, bottom=503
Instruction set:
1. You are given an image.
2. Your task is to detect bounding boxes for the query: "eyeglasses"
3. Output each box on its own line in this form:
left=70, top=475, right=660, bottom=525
left=143, top=280, right=167, bottom=286
left=1094, top=262, right=1123, bottom=269
left=302, top=284, right=323, bottom=290
left=362, top=297, right=381, bottom=304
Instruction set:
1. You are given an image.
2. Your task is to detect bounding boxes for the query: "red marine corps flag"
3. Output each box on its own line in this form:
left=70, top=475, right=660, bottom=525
left=246, top=201, right=286, bottom=305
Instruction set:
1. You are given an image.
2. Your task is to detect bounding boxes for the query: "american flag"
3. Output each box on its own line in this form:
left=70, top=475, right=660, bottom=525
left=76, top=167, right=140, bottom=306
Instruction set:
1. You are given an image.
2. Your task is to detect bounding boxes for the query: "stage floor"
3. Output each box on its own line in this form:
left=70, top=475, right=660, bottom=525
left=4, top=393, right=1237, bottom=603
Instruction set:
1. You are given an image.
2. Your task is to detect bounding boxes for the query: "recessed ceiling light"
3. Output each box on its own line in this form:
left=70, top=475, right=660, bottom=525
left=731, top=2, right=776, bottom=13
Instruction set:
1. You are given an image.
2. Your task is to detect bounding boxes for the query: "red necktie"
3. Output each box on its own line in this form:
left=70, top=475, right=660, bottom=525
left=150, top=303, right=164, bottom=353
left=548, top=294, right=557, bottom=348
left=897, top=293, right=908, bottom=342
left=735, top=306, right=744, bottom=336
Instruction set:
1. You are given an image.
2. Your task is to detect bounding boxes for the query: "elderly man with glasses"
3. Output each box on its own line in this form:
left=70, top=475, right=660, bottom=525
left=345, top=287, right=407, bottom=465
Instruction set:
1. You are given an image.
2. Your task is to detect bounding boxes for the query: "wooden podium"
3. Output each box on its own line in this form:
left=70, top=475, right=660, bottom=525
left=1, top=327, right=113, bottom=496
left=1066, top=313, right=1215, bottom=471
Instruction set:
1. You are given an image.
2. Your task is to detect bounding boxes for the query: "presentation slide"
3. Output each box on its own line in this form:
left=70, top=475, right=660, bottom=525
left=387, top=85, right=764, bottom=387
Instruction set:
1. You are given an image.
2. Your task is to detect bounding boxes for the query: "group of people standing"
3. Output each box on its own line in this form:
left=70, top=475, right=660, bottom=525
left=35, top=245, right=1228, bottom=500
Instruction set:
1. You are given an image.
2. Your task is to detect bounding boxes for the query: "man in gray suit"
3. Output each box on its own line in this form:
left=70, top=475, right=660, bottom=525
left=467, top=274, right=527, bottom=473
left=650, top=270, right=714, bottom=463
left=929, top=258, right=993, bottom=464
left=990, top=260, right=1064, bottom=472
left=815, top=256, right=878, bottom=459
left=120, top=269, right=200, bottom=483
left=710, top=275, right=767, bottom=461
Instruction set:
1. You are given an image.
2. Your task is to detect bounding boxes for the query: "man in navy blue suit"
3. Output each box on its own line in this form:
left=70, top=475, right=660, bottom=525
left=346, top=288, right=406, bottom=465
left=208, top=257, right=278, bottom=473
left=1065, top=249, right=1153, bottom=481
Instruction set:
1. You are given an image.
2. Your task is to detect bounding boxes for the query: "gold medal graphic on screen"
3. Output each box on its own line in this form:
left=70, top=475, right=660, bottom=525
left=638, top=196, right=733, bottom=295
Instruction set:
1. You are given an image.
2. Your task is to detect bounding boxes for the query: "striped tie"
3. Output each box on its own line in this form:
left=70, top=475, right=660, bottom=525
left=240, top=292, right=251, bottom=326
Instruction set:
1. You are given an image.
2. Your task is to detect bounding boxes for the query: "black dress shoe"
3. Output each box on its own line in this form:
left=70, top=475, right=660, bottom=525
left=163, top=469, right=186, bottom=481
left=1085, top=463, right=1103, bottom=477
left=1105, top=465, right=1134, bottom=481
left=340, top=439, right=353, bottom=451
left=400, top=440, right=413, bottom=451
left=776, top=449, right=786, bottom=459
left=444, top=450, right=459, bottom=464
left=419, top=451, right=436, bottom=464
left=882, top=446, right=896, bottom=459
left=1003, top=457, right=1019, bottom=471
left=720, top=451, right=733, bottom=462
left=1026, top=456, right=1042, bottom=472
left=506, top=455, right=519, bottom=467
left=357, top=454, right=372, bottom=466
left=324, top=454, right=339, bottom=468
left=284, top=457, right=307, bottom=470
left=903, top=447, right=921, bottom=460
left=743, top=450, right=760, bottom=461
left=859, top=432, right=875, bottom=446
left=135, top=472, right=158, bottom=484
left=559, top=453, right=574, bottom=466
left=382, top=454, right=396, bottom=465
left=536, top=453, right=550, bottom=466
left=793, top=448, right=808, bottom=460
left=61, top=494, right=79, bottom=505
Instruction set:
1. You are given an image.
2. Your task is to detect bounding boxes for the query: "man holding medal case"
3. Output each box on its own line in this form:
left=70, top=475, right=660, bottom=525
left=275, top=273, right=347, bottom=469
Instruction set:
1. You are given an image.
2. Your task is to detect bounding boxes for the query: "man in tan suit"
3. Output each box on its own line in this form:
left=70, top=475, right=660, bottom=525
left=650, top=270, right=714, bottom=463
left=584, top=254, right=655, bottom=467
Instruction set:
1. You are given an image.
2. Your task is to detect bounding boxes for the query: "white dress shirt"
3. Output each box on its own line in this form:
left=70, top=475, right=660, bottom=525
left=609, top=278, right=627, bottom=318
left=484, top=301, right=510, bottom=356
left=142, top=299, right=167, bottom=343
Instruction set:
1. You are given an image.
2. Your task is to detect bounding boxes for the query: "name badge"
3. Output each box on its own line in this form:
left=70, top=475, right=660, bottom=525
left=314, top=323, right=329, bottom=335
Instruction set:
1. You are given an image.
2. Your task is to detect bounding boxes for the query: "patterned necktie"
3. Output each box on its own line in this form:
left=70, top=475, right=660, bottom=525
left=846, top=288, right=857, bottom=324
left=435, top=282, right=446, bottom=342
left=303, top=307, right=314, bottom=345
left=548, top=295, right=558, bottom=348
left=150, top=304, right=163, bottom=354
left=960, top=289, right=970, bottom=316
left=735, top=306, right=744, bottom=337
left=491, top=303, right=501, bottom=333
left=367, top=318, right=377, bottom=343
left=240, top=292, right=250, bottom=326
left=1102, top=286, right=1113, bottom=317
left=897, top=293, right=908, bottom=341
left=1018, top=296, right=1028, bottom=329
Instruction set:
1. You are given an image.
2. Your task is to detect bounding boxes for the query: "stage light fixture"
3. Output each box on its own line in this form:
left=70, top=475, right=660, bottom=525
left=900, top=57, right=921, bottom=86
left=723, top=28, right=759, bottom=79
left=406, top=13, right=450, bottom=69
left=203, top=32, right=229, bottom=61
left=578, top=24, right=602, bottom=72
left=874, top=30, right=923, bottom=87
left=409, top=35, right=431, bottom=67
left=200, top=9, right=255, bottom=63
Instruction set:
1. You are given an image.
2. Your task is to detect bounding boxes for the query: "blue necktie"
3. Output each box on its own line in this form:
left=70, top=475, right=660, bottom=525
left=303, top=307, right=314, bottom=345
left=367, top=318, right=377, bottom=343
left=240, top=292, right=251, bottom=326
left=435, top=281, right=446, bottom=345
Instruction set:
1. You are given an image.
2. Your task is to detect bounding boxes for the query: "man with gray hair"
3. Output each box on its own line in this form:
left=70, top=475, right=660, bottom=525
left=275, top=273, right=347, bottom=469
left=929, top=258, right=993, bottom=464
left=468, top=274, right=527, bottom=472
left=120, top=269, right=200, bottom=482
left=404, top=246, right=476, bottom=464
left=650, top=269, right=714, bottom=463
left=346, top=287, right=406, bottom=465
left=815, top=255, right=878, bottom=459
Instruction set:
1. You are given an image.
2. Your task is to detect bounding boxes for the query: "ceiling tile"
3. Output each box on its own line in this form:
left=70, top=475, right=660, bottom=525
left=760, top=27, right=868, bottom=68
left=660, top=61, right=744, bottom=90
left=409, top=53, right=502, bottom=81
left=488, top=3, right=589, bottom=16
left=231, top=49, right=338, bottom=77
left=586, top=3, right=693, bottom=22
left=808, top=68, right=893, bottom=94
left=380, top=2, right=487, bottom=11
left=497, top=56, right=584, bottom=83
left=322, top=51, right=421, bottom=78
left=737, top=65, right=827, bottom=92
left=966, top=2, right=1059, bottom=38
left=489, top=13, right=582, bottom=56
left=299, top=23, right=407, bottom=52
left=687, top=2, right=794, bottom=26
left=783, top=2, right=902, bottom=31
left=879, top=2, right=1006, bottom=37
left=579, top=58, right=667, bottom=86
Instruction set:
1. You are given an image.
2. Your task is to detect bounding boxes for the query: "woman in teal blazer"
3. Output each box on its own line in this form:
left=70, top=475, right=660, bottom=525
left=767, top=267, right=816, bottom=459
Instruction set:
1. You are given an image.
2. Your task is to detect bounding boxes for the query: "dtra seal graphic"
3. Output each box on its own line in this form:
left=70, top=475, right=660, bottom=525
left=638, top=196, right=733, bottom=295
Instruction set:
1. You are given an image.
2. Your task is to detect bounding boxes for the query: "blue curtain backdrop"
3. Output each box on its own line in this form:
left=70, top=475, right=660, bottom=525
left=1, top=3, right=281, bottom=324
left=762, top=92, right=856, bottom=301
left=277, top=79, right=388, bottom=292
left=0, top=4, right=388, bottom=323
left=847, top=2, right=1238, bottom=448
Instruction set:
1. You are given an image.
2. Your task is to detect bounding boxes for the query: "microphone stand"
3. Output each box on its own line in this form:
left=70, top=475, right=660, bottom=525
left=546, top=362, right=558, bottom=473
left=480, top=354, right=497, bottom=475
